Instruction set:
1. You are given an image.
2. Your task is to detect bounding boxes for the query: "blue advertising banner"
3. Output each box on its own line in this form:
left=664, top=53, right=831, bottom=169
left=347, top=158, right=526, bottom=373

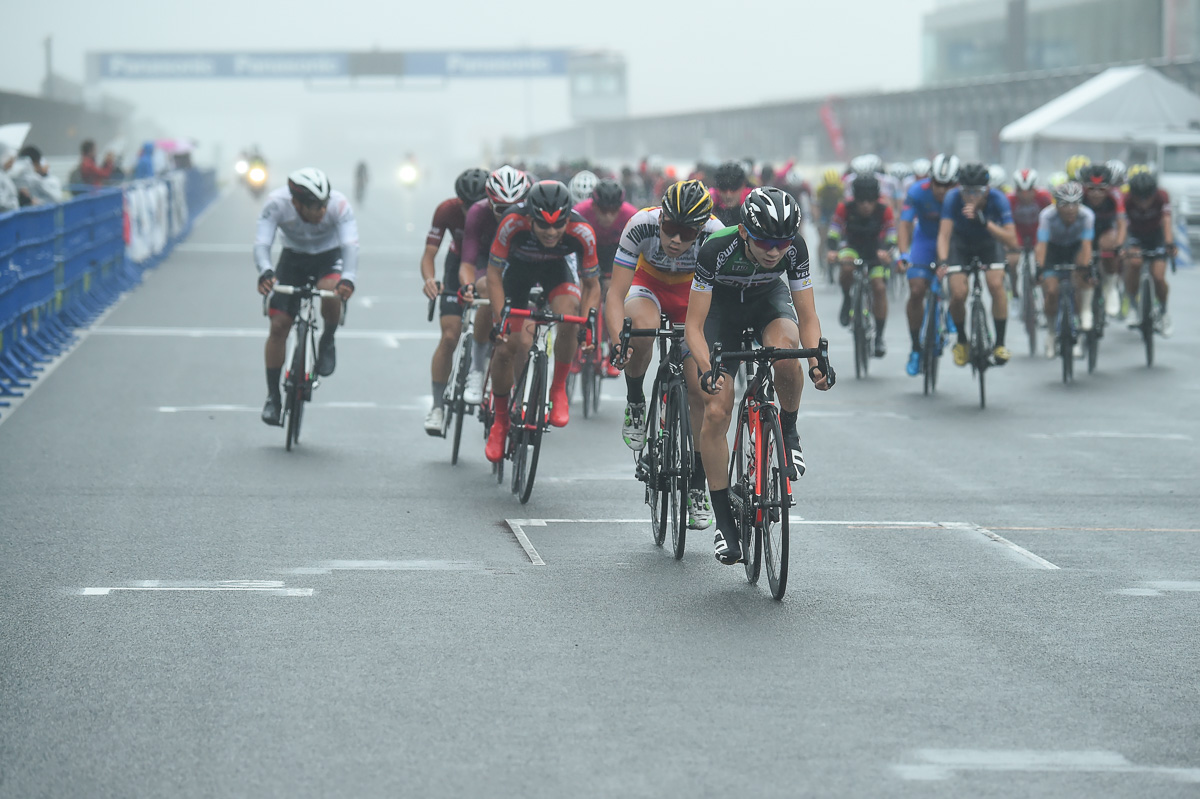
left=404, top=50, right=569, bottom=78
left=96, top=52, right=349, bottom=79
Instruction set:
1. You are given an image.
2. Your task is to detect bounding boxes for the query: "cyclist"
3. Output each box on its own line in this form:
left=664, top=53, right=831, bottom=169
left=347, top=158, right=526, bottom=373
left=897, top=153, right=959, bottom=376
left=458, top=165, right=532, bottom=404
left=606, top=179, right=723, bottom=530
left=484, top=181, right=601, bottom=463
left=421, top=167, right=489, bottom=434
left=911, top=157, right=932, bottom=181
left=830, top=174, right=897, bottom=357
left=1006, top=168, right=1052, bottom=298
left=988, top=164, right=1008, bottom=193
left=936, top=162, right=1018, bottom=366
left=1122, top=171, right=1174, bottom=336
left=575, top=178, right=638, bottom=375
left=1035, top=181, right=1095, bottom=359
left=568, top=170, right=599, bottom=205
left=256, top=168, right=357, bottom=426
left=1078, top=163, right=1127, bottom=317
left=686, top=187, right=833, bottom=565
left=1065, top=154, right=1091, bottom=181
left=1106, top=159, right=1127, bottom=189
left=710, top=161, right=751, bottom=226
left=354, top=160, right=368, bottom=204
left=815, top=167, right=845, bottom=236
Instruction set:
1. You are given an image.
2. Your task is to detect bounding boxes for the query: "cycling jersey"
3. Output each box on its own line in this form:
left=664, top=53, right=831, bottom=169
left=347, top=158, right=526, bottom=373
left=255, top=187, right=359, bottom=282
left=900, top=180, right=943, bottom=242
left=828, top=201, right=897, bottom=261
left=461, top=198, right=504, bottom=274
left=573, top=197, right=638, bottom=274
left=1125, top=189, right=1171, bottom=239
left=1037, top=204, right=1095, bottom=246
left=693, top=226, right=812, bottom=294
left=1082, top=188, right=1125, bottom=237
left=816, top=181, right=844, bottom=216
left=709, top=187, right=752, bottom=227
left=942, top=187, right=1013, bottom=246
left=426, top=197, right=467, bottom=256
left=843, top=172, right=899, bottom=203
left=490, top=210, right=599, bottom=279
left=1007, top=189, right=1053, bottom=247
left=614, top=207, right=725, bottom=284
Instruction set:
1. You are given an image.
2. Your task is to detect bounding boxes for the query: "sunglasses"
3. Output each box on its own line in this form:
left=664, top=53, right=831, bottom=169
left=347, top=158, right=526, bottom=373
left=660, top=220, right=701, bottom=242
left=962, top=186, right=987, bottom=196
left=297, top=198, right=327, bottom=210
left=746, top=230, right=793, bottom=251
left=491, top=203, right=513, bottom=216
left=533, top=216, right=569, bottom=230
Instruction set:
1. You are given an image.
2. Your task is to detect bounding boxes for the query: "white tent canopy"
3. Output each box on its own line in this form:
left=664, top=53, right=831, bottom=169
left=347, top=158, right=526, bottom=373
left=1000, top=66, right=1200, bottom=144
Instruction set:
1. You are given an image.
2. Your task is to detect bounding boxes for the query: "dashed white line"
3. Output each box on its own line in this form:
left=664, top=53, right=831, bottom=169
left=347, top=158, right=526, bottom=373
left=894, top=749, right=1200, bottom=782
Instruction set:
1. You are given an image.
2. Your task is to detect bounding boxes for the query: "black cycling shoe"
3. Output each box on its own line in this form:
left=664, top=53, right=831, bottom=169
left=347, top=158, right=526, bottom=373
left=316, top=340, right=336, bottom=377
left=714, top=528, right=743, bottom=565
left=783, top=428, right=805, bottom=479
left=262, top=394, right=282, bottom=426
left=839, top=297, right=851, bottom=328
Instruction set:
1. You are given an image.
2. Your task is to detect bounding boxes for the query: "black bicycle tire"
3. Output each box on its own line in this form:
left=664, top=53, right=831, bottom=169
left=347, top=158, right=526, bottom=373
left=1140, top=274, right=1154, bottom=367
left=1022, top=258, right=1037, bottom=357
left=581, top=357, right=593, bottom=419
left=667, top=381, right=690, bottom=560
left=646, top=379, right=667, bottom=547
left=860, top=280, right=872, bottom=376
left=972, top=304, right=988, bottom=408
left=450, top=398, right=466, bottom=465
left=852, top=282, right=867, bottom=379
left=761, top=409, right=790, bottom=600
left=518, top=351, right=546, bottom=505
left=922, top=291, right=938, bottom=396
left=509, top=357, right=532, bottom=496
left=285, top=327, right=306, bottom=450
left=590, top=360, right=602, bottom=415
left=731, top=414, right=761, bottom=584
left=1087, top=288, right=1101, bottom=374
left=1060, top=295, right=1073, bottom=385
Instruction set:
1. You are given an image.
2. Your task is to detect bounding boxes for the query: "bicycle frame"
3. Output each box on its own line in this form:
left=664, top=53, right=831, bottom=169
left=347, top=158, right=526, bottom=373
left=272, top=283, right=338, bottom=450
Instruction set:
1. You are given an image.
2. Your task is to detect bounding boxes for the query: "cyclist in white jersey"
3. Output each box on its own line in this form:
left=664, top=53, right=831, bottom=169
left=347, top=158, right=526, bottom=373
left=255, top=168, right=358, bottom=426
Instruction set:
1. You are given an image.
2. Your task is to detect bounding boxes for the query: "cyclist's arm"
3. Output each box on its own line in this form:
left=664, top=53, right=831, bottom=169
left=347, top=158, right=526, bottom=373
left=991, top=222, right=1018, bottom=250
left=1162, top=205, right=1174, bottom=247
left=486, top=255, right=507, bottom=317
left=1034, top=240, right=1047, bottom=270
left=604, top=263, right=636, bottom=345
left=897, top=219, right=913, bottom=255
left=253, top=204, right=279, bottom=275
left=335, top=206, right=360, bottom=284
left=420, top=243, right=441, bottom=299
left=936, top=218, right=953, bottom=263
left=684, top=286, right=714, bottom=378
left=1077, top=238, right=1093, bottom=268
left=792, top=287, right=825, bottom=382
left=580, top=275, right=601, bottom=323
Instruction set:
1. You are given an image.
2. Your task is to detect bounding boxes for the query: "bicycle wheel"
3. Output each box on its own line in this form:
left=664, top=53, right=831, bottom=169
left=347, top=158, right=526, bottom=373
left=852, top=283, right=868, bottom=379
left=581, top=355, right=594, bottom=419
left=1087, top=288, right=1102, bottom=375
left=665, top=382, right=691, bottom=560
left=971, top=305, right=988, bottom=409
left=922, top=293, right=938, bottom=396
left=517, top=351, right=547, bottom=505
left=644, top=379, right=667, bottom=547
left=761, top=410, right=791, bottom=600
left=729, top=412, right=760, bottom=584
left=1022, top=260, right=1037, bottom=357
left=1140, top=275, right=1154, bottom=367
left=285, top=329, right=306, bottom=451
left=589, top=358, right=602, bottom=415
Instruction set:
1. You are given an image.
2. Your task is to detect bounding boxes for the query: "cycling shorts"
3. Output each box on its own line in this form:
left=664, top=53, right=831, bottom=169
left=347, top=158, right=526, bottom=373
left=1126, top=231, right=1166, bottom=255
left=837, top=247, right=890, bottom=280
left=268, top=247, right=343, bottom=317
left=625, top=268, right=690, bottom=325
left=1042, top=241, right=1083, bottom=280
left=597, top=243, right=618, bottom=279
left=439, top=252, right=463, bottom=318
left=502, top=260, right=580, bottom=312
left=703, top=280, right=798, bottom=375
left=948, top=237, right=1004, bottom=271
left=906, top=238, right=938, bottom=282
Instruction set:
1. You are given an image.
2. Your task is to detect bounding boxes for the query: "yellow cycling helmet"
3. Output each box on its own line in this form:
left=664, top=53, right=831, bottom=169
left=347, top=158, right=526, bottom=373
left=1065, top=154, right=1092, bottom=180
left=1126, top=163, right=1151, bottom=178
left=822, top=168, right=842, bottom=186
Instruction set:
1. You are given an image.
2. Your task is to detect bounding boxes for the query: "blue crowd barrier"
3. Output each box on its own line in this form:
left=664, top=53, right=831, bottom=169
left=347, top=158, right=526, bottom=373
left=0, top=168, right=217, bottom=416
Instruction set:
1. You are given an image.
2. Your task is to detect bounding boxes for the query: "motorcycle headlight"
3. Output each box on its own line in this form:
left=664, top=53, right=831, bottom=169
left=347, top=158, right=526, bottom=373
left=235, top=160, right=249, bottom=175
left=398, top=163, right=419, bottom=186
left=248, top=167, right=266, bottom=184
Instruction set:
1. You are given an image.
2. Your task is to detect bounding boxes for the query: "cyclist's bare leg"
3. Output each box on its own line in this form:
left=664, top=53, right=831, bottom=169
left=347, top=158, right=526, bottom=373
left=837, top=256, right=855, bottom=294
left=621, top=296, right=661, bottom=383
left=316, top=275, right=342, bottom=333
left=1041, top=275, right=1061, bottom=330
left=265, top=313, right=293, bottom=369
left=907, top=277, right=930, bottom=342
left=1151, top=257, right=1169, bottom=305
left=472, top=274, right=492, bottom=346
left=1005, top=249, right=1020, bottom=290
left=947, top=272, right=969, bottom=333
left=697, top=378, right=736, bottom=492
left=870, top=275, right=888, bottom=325
left=488, top=320, right=533, bottom=396
left=1122, top=249, right=1143, bottom=299
left=432, top=315, right=463, bottom=384
left=549, top=292, right=582, bottom=366
left=986, top=268, right=1008, bottom=320
left=763, top=317, right=802, bottom=413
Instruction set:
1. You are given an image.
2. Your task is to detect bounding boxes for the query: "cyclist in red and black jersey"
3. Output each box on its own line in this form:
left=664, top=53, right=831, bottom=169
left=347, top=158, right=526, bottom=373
left=421, top=168, right=488, bottom=434
left=1079, top=163, right=1127, bottom=316
left=1006, top=168, right=1052, bottom=296
left=1122, top=172, right=1174, bottom=336
left=710, top=161, right=752, bottom=226
left=830, top=174, right=897, bottom=357
left=484, top=181, right=601, bottom=462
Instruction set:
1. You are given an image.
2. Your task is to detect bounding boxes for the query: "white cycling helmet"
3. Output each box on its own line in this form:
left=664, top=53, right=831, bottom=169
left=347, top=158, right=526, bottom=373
left=484, top=165, right=532, bottom=206
left=988, top=164, right=1007, bottom=188
left=1013, top=168, right=1038, bottom=191
left=911, top=157, right=932, bottom=178
left=930, top=153, right=961, bottom=185
left=1106, top=159, right=1127, bottom=186
left=287, top=167, right=331, bottom=204
left=568, top=170, right=598, bottom=204
left=888, top=161, right=913, bottom=181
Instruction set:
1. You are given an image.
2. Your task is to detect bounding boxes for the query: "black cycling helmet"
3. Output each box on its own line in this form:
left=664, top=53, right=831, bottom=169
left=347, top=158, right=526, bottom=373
left=851, top=174, right=880, bottom=202
left=740, top=186, right=801, bottom=239
left=592, top=178, right=625, bottom=210
left=454, top=167, right=489, bottom=205
left=526, top=180, right=574, bottom=225
left=714, top=161, right=747, bottom=192
left=1128, top=171, right=1157, bottom=198
left=958, top=162, right=990, bottom=188
left=1078, top=163, right=1112, bottom=189
left=660, top=179, right=713, bottom=227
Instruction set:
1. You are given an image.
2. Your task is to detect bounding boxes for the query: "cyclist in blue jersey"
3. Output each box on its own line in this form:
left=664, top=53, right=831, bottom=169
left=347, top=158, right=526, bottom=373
left=897, top=153, right=959, bottom=376
left=936, top=162, right=1019, bottom=367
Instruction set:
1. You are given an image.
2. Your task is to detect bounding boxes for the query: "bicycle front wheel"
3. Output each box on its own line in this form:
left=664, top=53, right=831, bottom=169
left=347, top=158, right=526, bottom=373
left=729, top=412, right=760, bottom=584
left=1140, top=275, right=1155, bottom=367
left=922, top=293, right=939, bottom=396
left=665, top=382, right=691, bottom=560
left=285, top=331, right=306, bottom=451
left=580, top=356, right=594, bottom=419
left=853, top=284, right=869, bottom=379
left=971, top=306, right=988, bottom=409
left=761, top=410, right=791, bottom=600
left=645, top=383, right=667, bottom=547
left=518, top=351, right=547, bottom=505
left=1022, top=261, right=1037, bottom=357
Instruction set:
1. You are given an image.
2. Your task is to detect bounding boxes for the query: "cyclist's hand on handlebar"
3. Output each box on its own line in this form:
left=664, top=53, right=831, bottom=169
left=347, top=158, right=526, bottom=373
left=422, top=277, right=440, bottom=300
left=700, top=368, right=725, bottom=395
left=809, top=364, right=835, bottom=391
left=489, top=323, right=507, bottom=343
left=336, top=279, right=355, bottom=300
left=457, top=284, right=475, bottom=303
left=257, top=270, right=276, bottom=296
left=610, top=342, right=632, bottom=371
left=935, top=261, right=949, bottom=278
left=896, top=258, right=910, bottom=273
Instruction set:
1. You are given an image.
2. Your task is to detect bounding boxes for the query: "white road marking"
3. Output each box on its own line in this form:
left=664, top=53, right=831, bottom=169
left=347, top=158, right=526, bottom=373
left=287, top=559, right=484, bottom=574
left=940, top=522, right=1060, bottom=569
left=1115, top=581, right=1200, bottom=597
left=1029, top=431, right=1191, bottom=441
left=79, top=579, right=312, bottom=596
left=893, top=749, right=1200, bottom=782
left=95, top=326, right=437, bottom=341
left=156, top=402, right=425, bottom=413
left=504, top=519, right=546, bottom=566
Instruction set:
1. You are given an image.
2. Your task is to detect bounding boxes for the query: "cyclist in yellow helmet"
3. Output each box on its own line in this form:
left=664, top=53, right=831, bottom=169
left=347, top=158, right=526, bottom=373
left=1065, top=154, right=1092, bottom=181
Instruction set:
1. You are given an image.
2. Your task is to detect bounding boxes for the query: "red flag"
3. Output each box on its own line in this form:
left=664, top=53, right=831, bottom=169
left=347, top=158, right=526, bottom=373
left=820, top=100, right=846, bottom=160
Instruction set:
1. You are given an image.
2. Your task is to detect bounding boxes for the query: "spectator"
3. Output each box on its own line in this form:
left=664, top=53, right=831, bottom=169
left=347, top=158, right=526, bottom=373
left=0, top=168, right=17, bottom=213
left=133, top=142, right=155, bottom=179
left=9, top=146, right=62, bottom=205
left=78, top=139, right=115, bottom=186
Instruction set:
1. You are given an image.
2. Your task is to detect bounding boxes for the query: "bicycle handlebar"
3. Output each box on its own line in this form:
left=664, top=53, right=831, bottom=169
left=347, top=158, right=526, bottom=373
left=273, top=285, right=340, bottom=299
left=619, top=316, right=685, bottom=342
left=711, top=337, right=832, bottom=374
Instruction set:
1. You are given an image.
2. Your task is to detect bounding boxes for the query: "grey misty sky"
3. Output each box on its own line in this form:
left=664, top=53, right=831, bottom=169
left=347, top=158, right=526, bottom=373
left=2, top=0, right=939, bottom=170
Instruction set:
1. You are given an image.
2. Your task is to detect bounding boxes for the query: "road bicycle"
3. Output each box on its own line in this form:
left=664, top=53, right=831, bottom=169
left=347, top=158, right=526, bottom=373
left=847, top=258, right=874, bottom=379
left=946, top=257, right=1001, bottom=409
left=713, top=336, right=834, bottom=600
left=1129, top=246, right=1171, bottom=367
left=427, top=289, right=490, bottom=464
left=918, top=270, right=949, bottom=396
left=1049, top=263, right=1094, bottom=384
left=273, top=283, right=340, bottom=451
left=620, top=314, right=691, bottom=560
left=1016, top=247, right=1041, bottom=357
left=565, top=312, right=604, bottom=418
